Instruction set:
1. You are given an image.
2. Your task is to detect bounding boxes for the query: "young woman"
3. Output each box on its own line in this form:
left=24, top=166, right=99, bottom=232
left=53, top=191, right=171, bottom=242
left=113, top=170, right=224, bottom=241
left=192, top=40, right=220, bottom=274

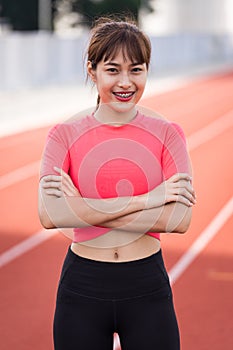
left=38, top=18, right=196, bottom=350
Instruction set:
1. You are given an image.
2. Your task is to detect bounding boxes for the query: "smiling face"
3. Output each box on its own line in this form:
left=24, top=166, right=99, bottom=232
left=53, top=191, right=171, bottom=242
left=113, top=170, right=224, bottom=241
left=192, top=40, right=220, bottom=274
left=86, top=20, right=151, bottom=123
left=88, top=50, right=148, bottom=122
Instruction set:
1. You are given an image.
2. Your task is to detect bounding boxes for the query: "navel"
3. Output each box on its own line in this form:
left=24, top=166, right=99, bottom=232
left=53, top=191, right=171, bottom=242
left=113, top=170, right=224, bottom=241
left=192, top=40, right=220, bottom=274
left=114, top=250, right=119, bottom=260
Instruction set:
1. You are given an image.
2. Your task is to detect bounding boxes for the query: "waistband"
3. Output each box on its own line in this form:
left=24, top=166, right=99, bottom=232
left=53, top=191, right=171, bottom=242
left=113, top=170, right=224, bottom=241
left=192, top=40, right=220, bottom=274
left=59, top=246, right=170, bottom=300
left=68, top=245, right=163, bottom=267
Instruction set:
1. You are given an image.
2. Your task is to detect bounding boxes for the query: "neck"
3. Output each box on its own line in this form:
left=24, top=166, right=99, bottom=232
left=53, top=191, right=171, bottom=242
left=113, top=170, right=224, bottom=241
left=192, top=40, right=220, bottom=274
left=94, top=103, right=137, bottom=126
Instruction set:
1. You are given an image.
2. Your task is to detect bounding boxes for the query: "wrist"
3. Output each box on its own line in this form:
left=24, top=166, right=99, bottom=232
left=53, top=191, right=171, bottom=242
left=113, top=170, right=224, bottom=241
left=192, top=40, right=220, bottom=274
left=136, top=193, right=149, bottom=210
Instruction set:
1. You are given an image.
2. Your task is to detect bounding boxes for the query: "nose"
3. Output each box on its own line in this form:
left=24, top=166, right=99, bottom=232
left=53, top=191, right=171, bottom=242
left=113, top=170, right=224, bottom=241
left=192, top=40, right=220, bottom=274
left=117, top=72, right=132, bottom=89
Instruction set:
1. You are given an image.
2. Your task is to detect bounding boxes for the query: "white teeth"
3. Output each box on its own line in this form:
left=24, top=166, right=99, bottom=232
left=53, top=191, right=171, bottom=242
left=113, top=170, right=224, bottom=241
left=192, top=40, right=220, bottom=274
left=114, top=92, right=134, bottom=98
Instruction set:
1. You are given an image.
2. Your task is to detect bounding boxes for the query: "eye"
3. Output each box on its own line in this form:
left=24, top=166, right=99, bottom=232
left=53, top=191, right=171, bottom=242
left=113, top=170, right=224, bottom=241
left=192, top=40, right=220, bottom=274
left=131, top=67, right=143, bottom=73
left=107, top=68, right=118, bottom=73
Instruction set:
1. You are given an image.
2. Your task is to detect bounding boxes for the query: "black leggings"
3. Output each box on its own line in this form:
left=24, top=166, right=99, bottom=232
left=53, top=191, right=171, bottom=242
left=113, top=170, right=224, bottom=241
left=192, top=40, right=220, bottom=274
left=53, top=247, right=180, bottom=350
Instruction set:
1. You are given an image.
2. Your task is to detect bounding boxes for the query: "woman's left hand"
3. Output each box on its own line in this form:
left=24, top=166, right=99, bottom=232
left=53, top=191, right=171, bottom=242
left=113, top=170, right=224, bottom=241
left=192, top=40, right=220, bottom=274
left=41, top=167, right=81, bottom=198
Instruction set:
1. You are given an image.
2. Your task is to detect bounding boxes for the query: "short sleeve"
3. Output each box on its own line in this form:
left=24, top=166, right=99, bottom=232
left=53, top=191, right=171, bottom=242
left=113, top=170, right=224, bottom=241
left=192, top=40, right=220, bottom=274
left=39, top=124, right=70, bottom=180
left=162, top=122, right=192, bottom=180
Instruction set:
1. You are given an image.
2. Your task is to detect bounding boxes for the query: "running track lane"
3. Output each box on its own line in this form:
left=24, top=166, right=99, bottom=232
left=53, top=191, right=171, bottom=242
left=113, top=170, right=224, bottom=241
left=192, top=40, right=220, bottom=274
left=0, top=72, right=233, bottom=350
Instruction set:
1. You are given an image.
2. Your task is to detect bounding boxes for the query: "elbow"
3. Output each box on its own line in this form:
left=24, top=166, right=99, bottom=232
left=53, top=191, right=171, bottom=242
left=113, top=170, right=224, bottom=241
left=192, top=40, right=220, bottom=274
left=166, top=221, right=190, bottom=234
left=38, top=209, right=56, bottom=229
left=166, top=206, right=192, bottom=234
left=172, top=213, right=192, bottom=234
left=173, top=221, right=190, bottom=234
left=40, top=219, right=55, bottom=230
left=38, top=189, right=56, bottom=229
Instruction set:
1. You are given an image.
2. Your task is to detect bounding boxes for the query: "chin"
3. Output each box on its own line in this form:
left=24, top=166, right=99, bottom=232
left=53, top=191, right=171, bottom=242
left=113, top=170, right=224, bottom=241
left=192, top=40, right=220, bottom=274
left=110, top=101, right=136, bottom=113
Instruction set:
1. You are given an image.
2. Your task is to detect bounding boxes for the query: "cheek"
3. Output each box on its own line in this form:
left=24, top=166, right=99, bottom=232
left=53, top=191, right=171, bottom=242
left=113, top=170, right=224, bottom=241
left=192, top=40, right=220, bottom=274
left=96, top=75, right=114, bottom=92
left=135, top=73, right=147, bottom=88
left=137, top=78, right=147, bottom=93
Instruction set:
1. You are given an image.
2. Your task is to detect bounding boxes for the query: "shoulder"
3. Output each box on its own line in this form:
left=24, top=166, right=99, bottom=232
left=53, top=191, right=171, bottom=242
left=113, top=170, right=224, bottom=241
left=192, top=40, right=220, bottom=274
left=137, top=109, right=184, bottom=132
left=169, top=122, right=186, bottom=140
left=47, top=108, right=96, bottom=143
left=136, top=110, right=186, bottom=145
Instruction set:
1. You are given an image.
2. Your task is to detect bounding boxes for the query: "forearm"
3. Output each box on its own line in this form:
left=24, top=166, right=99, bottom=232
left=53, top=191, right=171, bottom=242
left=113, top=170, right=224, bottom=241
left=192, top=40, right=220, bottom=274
left=100, top=202, right=192, bottom=234
left=38, top=188, right=146, bottom=229
left=39, top=171, right=195, bottom=230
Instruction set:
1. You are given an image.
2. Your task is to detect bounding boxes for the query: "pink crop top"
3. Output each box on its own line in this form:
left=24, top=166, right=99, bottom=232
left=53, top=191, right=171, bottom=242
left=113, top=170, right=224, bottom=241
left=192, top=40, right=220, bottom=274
left=40, top=111, right=191, bottom=242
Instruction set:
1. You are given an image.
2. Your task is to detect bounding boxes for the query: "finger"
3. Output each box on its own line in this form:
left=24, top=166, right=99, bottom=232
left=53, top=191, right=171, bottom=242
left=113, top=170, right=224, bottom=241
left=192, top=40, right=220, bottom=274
left=46, top=183, right=76, bottom=197
left=176, top=188, right=196, bottom=204
left=168, top=173, right=192, bottom=183
left=53, top=167, right=72, bottom=184
left=171, top=178, right=195, bottom=192
left=44, top=188, right=63, bottom=197
left=166, top=183, right=195, bottom=204
left=169, top=184, right=196, bottom=203
left=44, top=181, right=77, bottom=197
left=55, top=168, right=80, bottom=194
left=54, top=167, right=70, bottom=179
left=170, top=194, right=194, bottom=207
left=53, top=166, right=62, bottom=174
left=54, top=166, right=81, bottom=197
left=42, top=174, right=62, bottom=182
left=59, top=180, right=75, bottom=196
left=58, top=176, right=76, bottom=195
left=182, top=183, right=196, bottom=201
left=178, top=195, right=194, bottom=207
left=173, top=180, right=196, bottom=198
left=42, top=181, right=62, bottom=190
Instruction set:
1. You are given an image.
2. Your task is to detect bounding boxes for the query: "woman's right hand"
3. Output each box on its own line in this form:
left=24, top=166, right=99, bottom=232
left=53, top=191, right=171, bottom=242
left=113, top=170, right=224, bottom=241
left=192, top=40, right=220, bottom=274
left=142, top=173, right=196, bottom=209
left=41, top=167, right=81, bottom=198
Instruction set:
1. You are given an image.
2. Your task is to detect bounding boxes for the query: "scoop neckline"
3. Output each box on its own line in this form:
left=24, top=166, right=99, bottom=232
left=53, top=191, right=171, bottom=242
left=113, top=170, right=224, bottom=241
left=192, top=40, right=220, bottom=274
left=90, top=110, right=143, bottom=129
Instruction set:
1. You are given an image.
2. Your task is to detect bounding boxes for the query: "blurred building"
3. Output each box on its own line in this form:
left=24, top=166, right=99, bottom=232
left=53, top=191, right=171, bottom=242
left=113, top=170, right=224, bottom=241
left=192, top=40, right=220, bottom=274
left=1, top=0, right=233, bottom=90
left=143, top=0, right=233, bottom=34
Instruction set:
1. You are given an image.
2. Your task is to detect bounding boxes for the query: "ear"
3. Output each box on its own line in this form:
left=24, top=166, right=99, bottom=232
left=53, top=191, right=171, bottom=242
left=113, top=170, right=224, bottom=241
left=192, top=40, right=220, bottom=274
left=87, top=61, right=96, bottom=83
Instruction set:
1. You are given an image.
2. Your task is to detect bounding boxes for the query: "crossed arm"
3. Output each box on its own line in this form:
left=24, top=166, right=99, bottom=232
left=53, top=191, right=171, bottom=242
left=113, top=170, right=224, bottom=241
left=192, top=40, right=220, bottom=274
left=38, top=168, right=196, bottom=234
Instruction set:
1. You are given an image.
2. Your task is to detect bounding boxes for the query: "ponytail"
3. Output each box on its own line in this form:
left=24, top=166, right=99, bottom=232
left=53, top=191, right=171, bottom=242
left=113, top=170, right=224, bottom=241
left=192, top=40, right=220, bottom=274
left=95, top=94, right=100, bottom=112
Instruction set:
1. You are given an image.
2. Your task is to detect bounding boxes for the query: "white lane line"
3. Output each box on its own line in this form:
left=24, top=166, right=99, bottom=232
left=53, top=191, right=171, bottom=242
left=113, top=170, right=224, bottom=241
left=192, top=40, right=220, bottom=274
left=0, top=161, right=41, bottom=190
left=169, top=196, right=233, bottom=286
left=187, top=109, right=233, bottom=151
left=0, top=109, right=232, bottom=191
left=0, top=229, right=58, bottom=268
left=113, top=334, right=121, bottom=350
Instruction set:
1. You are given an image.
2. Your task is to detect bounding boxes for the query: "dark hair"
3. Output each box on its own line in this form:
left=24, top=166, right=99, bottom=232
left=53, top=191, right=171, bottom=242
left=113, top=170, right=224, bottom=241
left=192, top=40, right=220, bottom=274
left=87, top=17, right=151, bottom=69
left=86, top=17, right=151, bottom=107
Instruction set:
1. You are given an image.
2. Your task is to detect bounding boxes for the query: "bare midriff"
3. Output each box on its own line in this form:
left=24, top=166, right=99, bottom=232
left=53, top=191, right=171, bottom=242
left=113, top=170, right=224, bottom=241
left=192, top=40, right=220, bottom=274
left=71, top=235, right=161, bottom=262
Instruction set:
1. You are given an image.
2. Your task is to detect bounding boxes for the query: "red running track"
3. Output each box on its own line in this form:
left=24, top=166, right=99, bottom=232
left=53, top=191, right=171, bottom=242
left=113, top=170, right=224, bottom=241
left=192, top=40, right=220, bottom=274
left=0, top=72, right=233, bottom=350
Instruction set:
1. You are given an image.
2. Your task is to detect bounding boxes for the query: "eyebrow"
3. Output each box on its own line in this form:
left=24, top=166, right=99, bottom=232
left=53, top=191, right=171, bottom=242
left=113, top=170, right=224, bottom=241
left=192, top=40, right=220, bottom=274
left=104, top=62, right=143, bottom=67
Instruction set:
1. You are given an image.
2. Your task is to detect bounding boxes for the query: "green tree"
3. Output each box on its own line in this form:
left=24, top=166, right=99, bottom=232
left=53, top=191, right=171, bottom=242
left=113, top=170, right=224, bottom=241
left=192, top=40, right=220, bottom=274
left=55, top=0, right=154, bottom=28
left=0, top=0, right=57, bottom=31
left=0, top=0, right=39, bottom=30
left=0, top=0, right=154, bottom=31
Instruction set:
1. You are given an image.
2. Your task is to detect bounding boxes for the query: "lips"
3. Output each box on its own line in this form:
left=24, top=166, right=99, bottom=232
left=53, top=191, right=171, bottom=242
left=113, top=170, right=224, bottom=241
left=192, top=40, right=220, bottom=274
left=113, top=92, right=135, bottom=102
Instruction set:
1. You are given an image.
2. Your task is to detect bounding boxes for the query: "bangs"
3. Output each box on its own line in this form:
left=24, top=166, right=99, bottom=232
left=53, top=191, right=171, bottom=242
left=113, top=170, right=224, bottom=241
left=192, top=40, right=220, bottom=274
left=88, top=21, right=151, bottom=69
left=93, top=28, right=150, bottom=67
left=104, top=36, right=148, bottom=65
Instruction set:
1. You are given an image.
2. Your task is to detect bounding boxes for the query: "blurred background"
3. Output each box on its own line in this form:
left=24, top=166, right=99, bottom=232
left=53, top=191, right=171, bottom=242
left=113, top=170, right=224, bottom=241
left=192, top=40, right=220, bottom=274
left=1, top=0, right=233, bottom=89
left=0, top=1, right=233, bottom=350
left=1, top=0, right=233, bottom=134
